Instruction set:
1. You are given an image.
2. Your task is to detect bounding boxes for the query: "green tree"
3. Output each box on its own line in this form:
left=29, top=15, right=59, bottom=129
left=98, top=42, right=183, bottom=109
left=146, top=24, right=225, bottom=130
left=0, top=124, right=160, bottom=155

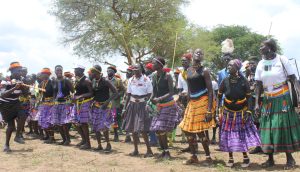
left=51, top=0, right=188, bottom=65
left=210, top=25, right=271, bottom=69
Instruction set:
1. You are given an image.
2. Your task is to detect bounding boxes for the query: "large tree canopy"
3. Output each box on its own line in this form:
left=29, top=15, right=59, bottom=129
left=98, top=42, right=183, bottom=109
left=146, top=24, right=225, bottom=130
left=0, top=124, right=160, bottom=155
left=51, top=0, right=188, bottom=65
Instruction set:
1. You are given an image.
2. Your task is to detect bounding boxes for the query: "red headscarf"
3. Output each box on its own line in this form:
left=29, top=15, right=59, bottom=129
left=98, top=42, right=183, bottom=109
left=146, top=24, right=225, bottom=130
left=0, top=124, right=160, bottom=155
left=182, top=53, right=192, bottom=60
left=145, top=63, right=153, bottom=71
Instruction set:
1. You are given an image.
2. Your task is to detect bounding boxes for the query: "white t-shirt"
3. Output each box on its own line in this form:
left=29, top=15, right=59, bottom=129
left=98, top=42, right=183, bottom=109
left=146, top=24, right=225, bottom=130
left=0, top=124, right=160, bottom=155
left=177, top=72, right=188, bottom=93
left=255, top=54, right=294, bottom=93
left=127, top=75, right=153, bottom=96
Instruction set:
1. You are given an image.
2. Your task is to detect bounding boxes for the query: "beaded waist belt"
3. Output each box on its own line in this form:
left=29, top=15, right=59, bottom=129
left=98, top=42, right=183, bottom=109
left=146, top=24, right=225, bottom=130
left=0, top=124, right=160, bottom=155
left=264, top=85, right=289, bottom=98
left=264, top=81, right=287, bottom=92
left=157, top=99, right=175, bottom=109
left=224, top=97, right=247, bottom=105
left=130, top=96, right=148, bottom=103
left=92, top=101, right=112, bottom=108
left=19, top=96, right=30, bottom=102
left=76, top=97, right=93, bottom=105
left=41, top=101, right=54, bottom=106
left=190, top=89, right=207, bottom=98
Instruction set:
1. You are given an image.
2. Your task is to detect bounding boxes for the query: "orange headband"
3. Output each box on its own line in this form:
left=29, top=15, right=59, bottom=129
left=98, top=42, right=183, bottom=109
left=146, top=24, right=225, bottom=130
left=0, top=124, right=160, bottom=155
left=41, top=68, right=51, bottom=75
left=9, top=62, right=22, bottom=70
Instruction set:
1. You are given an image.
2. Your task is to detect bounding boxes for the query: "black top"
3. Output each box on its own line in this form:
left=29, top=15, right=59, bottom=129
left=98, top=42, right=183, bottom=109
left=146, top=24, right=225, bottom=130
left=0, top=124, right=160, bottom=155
left=42, top=80, right=54, bottom=99
left=153, top=72, right=169, bottom=98
left=187, top=67, right=206, bottom=94
left=0, top=84, right=23, bottom=104
left=92, top=78, right=110, bottom=102
left=53, top=79, right=71, bottom=101
left=221, top=76, right=250, bottom=111
left=75, top=76, right=89, bottom=96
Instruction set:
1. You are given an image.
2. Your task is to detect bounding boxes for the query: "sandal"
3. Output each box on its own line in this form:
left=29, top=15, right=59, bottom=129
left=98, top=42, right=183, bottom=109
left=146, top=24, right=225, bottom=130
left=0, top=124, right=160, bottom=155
left=183, top=155, right=199, bottom=165
left=93, top=145, right=103, bottom=151
left=202, top=155, right=213, bottom=166
left=103, top=143, right=112, bottom=153
left=284, top=159, right=296, bottom=170
left=80, top=143, right=91, bottom=150
left=226, top=158, right=234, bottom=167
left=144, top=151, right=154, bottom=158
left=76, top=140, right=85, bottom=147
left=157, top=151, right=165, bottom=159
left=180, top=147, right=191, bottom=153
left=129, top=151, right=139, bottom=156
left=164, top=151, right=171, bottom=160
left=241, top=157, right=250, bottom=168
left=262, top=159, right=275, bottom=168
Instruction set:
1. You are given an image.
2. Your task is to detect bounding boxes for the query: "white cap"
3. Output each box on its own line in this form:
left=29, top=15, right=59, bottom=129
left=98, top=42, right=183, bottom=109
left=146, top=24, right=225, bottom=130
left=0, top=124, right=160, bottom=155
left=74, top=64, right=85, bottom=70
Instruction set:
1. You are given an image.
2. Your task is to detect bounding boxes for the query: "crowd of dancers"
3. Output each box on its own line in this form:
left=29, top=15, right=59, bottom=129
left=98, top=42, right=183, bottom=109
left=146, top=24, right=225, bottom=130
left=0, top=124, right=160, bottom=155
left=1, top=38, right=300, bottom=170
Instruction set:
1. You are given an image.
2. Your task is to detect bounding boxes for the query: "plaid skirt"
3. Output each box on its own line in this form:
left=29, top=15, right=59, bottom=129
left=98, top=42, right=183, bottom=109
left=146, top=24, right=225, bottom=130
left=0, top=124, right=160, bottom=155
left=150, top=100, right=180, bottom=132
left=72, top=101, right=91, bottom=124
left=91, top=106, right=112, bottom=132
left=51, top=103, right=73, bottom=125
left=38, top=104, right=53, bottom=129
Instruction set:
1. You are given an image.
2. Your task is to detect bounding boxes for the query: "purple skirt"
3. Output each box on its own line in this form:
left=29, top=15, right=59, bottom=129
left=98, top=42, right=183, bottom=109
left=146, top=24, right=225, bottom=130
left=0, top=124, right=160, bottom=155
left=150, top=104, right=179, bottom=132
left=72, top=101, right=91, bottom=124
left=123, top=101, right=151, bottom=133
left=51, top=103, right=73, bottom=125
left=91, top=107, right=112, bottom=132
left=38, top=104, right=53, bottom=129
left=219, top=109, right=261, bottom=152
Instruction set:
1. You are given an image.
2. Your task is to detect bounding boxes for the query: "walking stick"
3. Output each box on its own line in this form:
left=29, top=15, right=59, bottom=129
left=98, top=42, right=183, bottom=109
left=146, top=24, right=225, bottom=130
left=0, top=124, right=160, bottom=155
left=171, top=32, right=178, bottom=70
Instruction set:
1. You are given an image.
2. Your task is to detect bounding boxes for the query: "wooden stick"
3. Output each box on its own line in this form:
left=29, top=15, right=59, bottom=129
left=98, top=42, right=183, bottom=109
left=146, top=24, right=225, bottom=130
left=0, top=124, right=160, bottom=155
left=171, top=32, right=178, bottom=70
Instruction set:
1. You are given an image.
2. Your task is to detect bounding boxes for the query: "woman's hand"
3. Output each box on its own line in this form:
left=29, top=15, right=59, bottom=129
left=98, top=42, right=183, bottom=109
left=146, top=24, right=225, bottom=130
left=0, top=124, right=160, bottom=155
left=152, top=98, right=160, bottom=104
left=204, top=111, right=213, bottom=122
left=101, top=102, right=109, bottom=110
left=254, top=104, right=260, bottom=116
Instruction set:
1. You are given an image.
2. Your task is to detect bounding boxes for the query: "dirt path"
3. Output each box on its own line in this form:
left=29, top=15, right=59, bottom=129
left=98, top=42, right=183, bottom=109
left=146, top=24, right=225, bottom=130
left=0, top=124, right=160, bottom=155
left=0, top=130, right=299, bottom=172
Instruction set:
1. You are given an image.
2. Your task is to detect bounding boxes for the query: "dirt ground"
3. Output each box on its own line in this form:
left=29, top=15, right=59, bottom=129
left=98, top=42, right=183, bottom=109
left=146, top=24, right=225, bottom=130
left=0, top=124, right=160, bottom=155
left=0, top=128, right=299, bottom=172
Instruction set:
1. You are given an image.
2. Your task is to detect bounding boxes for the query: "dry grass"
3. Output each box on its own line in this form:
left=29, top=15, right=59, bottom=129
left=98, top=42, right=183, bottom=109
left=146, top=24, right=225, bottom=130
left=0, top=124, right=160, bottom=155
left=0, top=129, right=299, bottom=172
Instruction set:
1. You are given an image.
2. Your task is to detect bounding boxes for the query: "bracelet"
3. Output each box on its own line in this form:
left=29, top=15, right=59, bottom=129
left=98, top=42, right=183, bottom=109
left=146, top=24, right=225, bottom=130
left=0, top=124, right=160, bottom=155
left=246, top=110, right=252, bottom=114
left=206, top=111, right=212, bottom=114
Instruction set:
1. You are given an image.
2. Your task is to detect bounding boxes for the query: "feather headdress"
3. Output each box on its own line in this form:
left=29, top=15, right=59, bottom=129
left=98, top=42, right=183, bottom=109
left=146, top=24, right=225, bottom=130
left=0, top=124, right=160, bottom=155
left=221, top=39, right=234, bottom=54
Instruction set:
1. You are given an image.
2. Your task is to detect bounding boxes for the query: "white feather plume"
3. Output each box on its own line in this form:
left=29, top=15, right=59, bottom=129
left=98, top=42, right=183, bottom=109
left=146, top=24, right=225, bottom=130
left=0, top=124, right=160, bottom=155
left=221, top=39, right=234, bottom=54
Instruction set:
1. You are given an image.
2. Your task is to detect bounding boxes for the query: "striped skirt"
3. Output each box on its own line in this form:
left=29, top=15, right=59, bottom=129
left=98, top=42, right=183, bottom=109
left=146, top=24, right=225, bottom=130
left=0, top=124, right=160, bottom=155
left=179, top=95, right=215, bottom=133
left=73, top=101, right=91, bottom=124
left=123, top=101, right=151, bottom=133
left=219, top=108, right=261, bottom=152
left=90, top=102, right=112, bottom=132
left=150, top=100, right=179, bottom=132
left=260, top=91, right=300, bottom=153
left=51, top=103, right=73, bottom=125
left=38, top=104, right=53, bottom=129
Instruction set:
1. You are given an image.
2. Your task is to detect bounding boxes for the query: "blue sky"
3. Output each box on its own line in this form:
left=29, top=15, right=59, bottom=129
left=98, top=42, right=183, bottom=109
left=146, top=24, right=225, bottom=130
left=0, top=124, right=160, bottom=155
left=1, top=0, right=300, bottom=76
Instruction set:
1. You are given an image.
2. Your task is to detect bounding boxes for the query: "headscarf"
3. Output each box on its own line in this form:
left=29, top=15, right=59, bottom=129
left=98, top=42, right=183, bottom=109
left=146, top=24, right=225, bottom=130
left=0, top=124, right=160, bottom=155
left=231, top=59, right=242, bottom=71
left=41, top=68, right=51, bottom=75
left=182, top=53, right=192, bottom=60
